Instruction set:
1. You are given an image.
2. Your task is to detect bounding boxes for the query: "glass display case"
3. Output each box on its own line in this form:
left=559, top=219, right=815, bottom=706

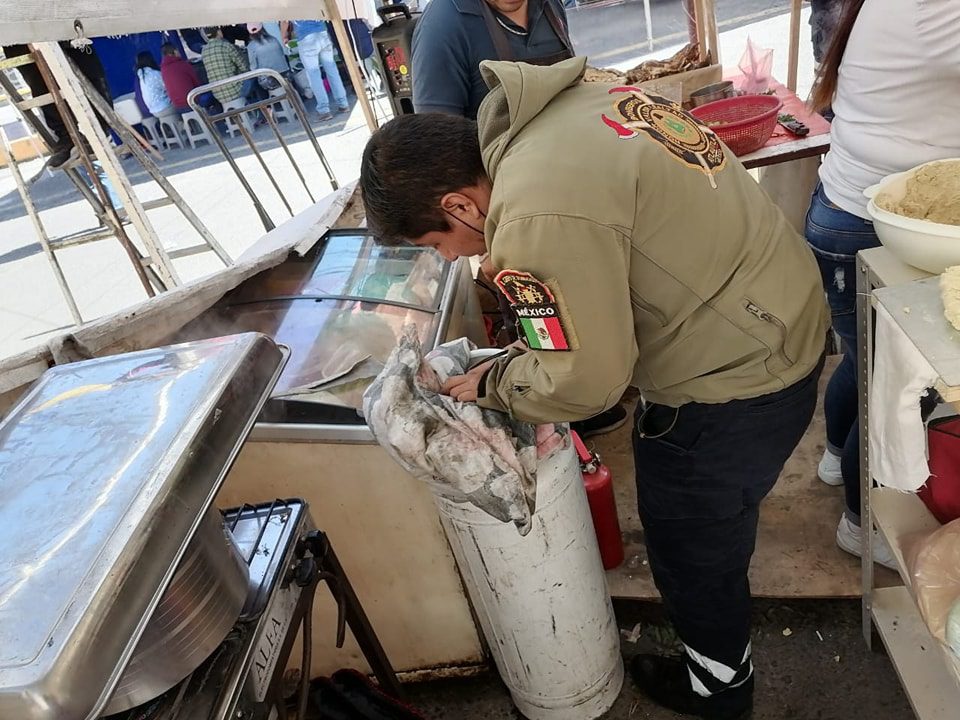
left=174, top=230, right=473, bottom=428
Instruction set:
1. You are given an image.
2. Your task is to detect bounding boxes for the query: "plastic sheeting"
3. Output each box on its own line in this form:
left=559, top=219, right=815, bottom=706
left=908, top=518, right=960, bottom=684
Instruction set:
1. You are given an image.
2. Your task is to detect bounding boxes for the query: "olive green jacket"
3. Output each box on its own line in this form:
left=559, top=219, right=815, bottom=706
left=475, top=57, right=828, bottom=423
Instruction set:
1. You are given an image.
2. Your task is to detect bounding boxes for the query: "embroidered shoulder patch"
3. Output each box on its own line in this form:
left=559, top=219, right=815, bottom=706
left=495, top=270, right=573, bottom=351
left=600, top=86, right=727, bottom=189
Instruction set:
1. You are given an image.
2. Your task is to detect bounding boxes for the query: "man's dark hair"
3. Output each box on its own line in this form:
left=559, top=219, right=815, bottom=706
left=203, top=26, right=223, bottom=39
left=160, top=43, right=178, bottom=57
left=360, top=113, right=486, bottom=245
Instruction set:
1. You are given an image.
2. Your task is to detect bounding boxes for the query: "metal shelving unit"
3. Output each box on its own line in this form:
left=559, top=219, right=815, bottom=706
left=857, top=247, right=960, bottom=719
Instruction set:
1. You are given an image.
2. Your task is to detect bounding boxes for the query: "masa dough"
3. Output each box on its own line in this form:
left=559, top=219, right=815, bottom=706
left=878, top=160, right=960, bottom=225
left=941, top=265, right=960, bottom=331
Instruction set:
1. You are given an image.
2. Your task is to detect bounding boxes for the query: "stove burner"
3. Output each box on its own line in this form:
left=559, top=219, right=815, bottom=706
left=103, top=498, right=401, bottom=720
left=103, top=500, right=306, bottom=720
left=225, top=499, right=303, bottom=621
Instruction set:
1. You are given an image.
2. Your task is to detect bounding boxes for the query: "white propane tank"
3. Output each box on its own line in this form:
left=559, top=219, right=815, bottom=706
left=434, top=436, right=624, bottom=720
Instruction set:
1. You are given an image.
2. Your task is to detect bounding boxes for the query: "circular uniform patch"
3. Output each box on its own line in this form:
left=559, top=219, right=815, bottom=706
left=601, top=87, right=727, bottom=188
left=494, top=270, right=573, bottom=352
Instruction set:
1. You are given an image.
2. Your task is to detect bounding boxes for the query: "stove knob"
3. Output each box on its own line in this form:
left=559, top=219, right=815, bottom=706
left=294, top=556, right=317, bottom=587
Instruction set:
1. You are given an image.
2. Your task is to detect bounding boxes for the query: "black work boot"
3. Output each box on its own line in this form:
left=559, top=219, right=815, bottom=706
left=309, top=676, right=363, bottom=720
left=47, top=143, right=77, bottom=169
left=331, top=669, right=424, bottom=719
left=630, top=654, right=753, bottom=720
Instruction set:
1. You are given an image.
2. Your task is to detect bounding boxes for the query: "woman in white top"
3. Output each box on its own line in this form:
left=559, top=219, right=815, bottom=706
left=135, top=51, right=174, bottom=117
left=805, top=0, right=960, bottom=567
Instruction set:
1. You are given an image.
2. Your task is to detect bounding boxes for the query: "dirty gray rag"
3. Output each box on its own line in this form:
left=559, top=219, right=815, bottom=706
left=363, top=325, right=542, bottom=535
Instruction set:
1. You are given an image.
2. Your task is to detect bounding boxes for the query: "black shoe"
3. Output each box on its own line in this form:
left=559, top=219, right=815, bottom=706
left=331, top=669, right=423, bottom=719
left=630, top=654, right=753, bottom=720
left=47, top=144, right=77, bottom=169
left=570, top=404, right=628, bottom=438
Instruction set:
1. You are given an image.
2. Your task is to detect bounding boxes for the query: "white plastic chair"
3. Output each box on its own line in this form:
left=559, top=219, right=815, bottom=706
left=181, top=110, right=216, bottom=148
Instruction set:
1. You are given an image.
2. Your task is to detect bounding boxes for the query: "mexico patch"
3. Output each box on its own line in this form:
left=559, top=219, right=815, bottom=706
left=601, top=86, right=727, bottom=189
left=495, top=270, right=573, bottom=351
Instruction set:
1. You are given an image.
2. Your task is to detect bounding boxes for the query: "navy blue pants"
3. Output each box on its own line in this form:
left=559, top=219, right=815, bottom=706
left=633, top=358, right=822, bottom=708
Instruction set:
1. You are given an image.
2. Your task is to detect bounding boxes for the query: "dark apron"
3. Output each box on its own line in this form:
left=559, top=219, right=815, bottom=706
left=478, top=0, right=575, bottom=66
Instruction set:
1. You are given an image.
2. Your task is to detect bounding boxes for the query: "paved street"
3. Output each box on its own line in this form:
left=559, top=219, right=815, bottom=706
left=568, top=0, right=793, bottom=66
left=0, top=98, right=390, bottom=358
left=408, top=599, right=913, bottom=720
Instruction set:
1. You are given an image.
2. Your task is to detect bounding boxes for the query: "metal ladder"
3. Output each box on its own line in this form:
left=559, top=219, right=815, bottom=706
left=0, top=43, right=233, bottom=325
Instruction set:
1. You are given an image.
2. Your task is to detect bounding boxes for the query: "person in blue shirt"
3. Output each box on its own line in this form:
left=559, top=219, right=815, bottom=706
left=410, top=0, right=626, bottom=437
left=411, top=0, right=573, bottom=119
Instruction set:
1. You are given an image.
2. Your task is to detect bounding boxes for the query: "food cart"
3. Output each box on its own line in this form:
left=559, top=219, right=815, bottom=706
left=14, top=3, right=958, bottom=719
left=0, top=183, right=494, bottom=683
left=169, top=214, right=492, bottom=676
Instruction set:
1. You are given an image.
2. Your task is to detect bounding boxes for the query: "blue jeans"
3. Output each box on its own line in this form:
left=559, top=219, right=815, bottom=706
left=804, top=183, right=879, bottom=519
left=298, top=29, right=348, bottom=114
left=78, top=161, right=121, bottom=210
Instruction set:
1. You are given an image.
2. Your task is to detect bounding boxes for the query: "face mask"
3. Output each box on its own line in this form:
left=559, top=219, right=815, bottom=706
left=444, top=207, right=486, bottom=236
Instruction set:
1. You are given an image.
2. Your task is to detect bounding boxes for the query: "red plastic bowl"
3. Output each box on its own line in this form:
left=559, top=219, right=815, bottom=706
left=689, top=94, right=783, bottom=156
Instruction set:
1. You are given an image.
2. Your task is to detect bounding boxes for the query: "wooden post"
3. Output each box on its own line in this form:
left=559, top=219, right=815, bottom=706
left=787, top=0, right=803, bottom=92
left=683, top=0, right=699, bottom=47
left=0, top=127, right=83, bottom=325
left=692, top=0, right=719, bottom=65
left=324, top=0, right=379, bottom=133
left=694, top=0, right=708, bottom=63
left=35, top=42, right=179, bottom=288
left=702, top=0, right=719, bottom=66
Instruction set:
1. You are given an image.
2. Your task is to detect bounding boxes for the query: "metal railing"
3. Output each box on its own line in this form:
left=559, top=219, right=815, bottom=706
left=187, top=68, right=339, bottom=232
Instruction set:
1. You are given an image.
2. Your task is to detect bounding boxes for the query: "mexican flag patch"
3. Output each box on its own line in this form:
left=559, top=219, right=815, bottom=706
left=494, top=270, right=572, bottom=352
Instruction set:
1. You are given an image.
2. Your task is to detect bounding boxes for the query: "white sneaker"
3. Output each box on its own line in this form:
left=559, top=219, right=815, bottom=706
left=836, top=515, right=899, bottom=571
left=817, top=448, right=844, bottom=486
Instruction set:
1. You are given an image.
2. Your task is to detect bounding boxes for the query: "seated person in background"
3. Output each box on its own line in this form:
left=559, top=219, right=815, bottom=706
left=246, top=23, right=292, bottom=90
left=201, top=26, right=249, bottom=106
left=160, top=43, right=201, bottom=112
left=221, top=24, right=252, bottom=45
left=201, top=26, right=267, bottom=125
left=135, top=51, right=175, bottom=119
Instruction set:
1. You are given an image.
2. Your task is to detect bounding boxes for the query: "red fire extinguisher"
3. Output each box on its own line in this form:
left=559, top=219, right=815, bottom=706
left=572, top=431, right=625, bottom=570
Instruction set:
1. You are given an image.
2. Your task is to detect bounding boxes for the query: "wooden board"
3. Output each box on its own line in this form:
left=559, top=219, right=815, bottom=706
left=787, top=0, right=803, bottom=92
left=873, top=586, right=960, bottom=720
left=0, top=1, right=338, bottom=44
left=638, top=63, right=722, bottom=104
left=600, top=356, right=900, bottom=599
left=740, top=133, right=831, bottom=171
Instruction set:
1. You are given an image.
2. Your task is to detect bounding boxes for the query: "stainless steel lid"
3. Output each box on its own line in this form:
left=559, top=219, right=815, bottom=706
left=0, top=333, right=286, bottom=720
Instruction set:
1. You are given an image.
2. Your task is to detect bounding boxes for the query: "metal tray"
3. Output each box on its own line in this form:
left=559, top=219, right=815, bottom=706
left=0, top=333, right=286, bottom=720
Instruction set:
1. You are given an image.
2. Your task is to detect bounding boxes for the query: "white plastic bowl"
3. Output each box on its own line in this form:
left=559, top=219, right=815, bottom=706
left=865, top=158, right=960, bottom=274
